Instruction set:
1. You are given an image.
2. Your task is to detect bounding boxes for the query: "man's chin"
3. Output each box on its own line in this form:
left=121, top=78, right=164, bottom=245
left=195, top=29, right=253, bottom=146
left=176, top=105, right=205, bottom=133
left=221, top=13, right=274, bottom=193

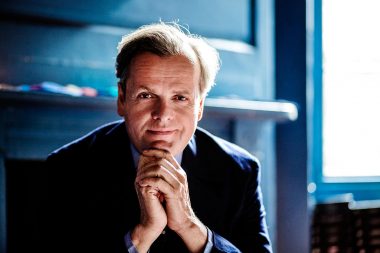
left=145, top=141, right=173, bottom=152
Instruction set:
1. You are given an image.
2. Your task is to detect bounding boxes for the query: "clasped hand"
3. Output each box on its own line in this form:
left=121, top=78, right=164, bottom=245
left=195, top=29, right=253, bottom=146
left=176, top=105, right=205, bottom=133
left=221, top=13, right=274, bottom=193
left=132, top=149, right=206, bottom=253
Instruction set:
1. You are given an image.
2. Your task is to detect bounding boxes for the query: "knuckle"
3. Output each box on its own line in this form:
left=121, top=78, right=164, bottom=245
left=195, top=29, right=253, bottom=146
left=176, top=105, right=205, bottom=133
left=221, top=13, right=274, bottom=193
left=178, top=171, right=187, bottom=182
left=173, top=187, right=181, bottom=195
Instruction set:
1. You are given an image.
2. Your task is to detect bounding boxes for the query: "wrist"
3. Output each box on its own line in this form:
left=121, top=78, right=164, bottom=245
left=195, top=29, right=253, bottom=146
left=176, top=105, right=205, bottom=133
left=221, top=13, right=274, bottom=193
left=175, top=218, right=208, bottom=253
left=131, top=224, right=163, bottom=253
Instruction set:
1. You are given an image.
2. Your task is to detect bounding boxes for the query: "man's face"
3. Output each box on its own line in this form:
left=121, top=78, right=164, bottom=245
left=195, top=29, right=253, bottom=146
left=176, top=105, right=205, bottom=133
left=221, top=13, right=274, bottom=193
left=117, top=52, right=204, bottom=156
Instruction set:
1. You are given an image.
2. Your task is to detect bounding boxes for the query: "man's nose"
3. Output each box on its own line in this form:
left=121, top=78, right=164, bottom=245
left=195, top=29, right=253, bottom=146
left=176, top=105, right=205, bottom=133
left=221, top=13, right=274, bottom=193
left=152, top=99, right=173, bottom=121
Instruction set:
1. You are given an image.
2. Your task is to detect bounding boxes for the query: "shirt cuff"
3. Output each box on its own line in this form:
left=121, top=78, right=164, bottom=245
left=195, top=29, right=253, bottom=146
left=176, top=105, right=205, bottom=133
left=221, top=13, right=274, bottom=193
left=124, top=231, right=139, bottom=253
left=203, top=226, right=214, bottom=253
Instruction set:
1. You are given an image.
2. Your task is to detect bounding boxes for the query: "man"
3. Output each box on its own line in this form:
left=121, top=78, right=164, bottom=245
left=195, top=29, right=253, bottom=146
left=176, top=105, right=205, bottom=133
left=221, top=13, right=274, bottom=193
left=44, top=22, right=272, bottom=253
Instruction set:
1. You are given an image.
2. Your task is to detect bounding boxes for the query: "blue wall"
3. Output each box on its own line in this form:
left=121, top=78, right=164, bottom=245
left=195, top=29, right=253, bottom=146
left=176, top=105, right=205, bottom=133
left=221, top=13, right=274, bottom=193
left=0, top=0, right=251, bottom=41
left=1, top=0, right=270, bottom=100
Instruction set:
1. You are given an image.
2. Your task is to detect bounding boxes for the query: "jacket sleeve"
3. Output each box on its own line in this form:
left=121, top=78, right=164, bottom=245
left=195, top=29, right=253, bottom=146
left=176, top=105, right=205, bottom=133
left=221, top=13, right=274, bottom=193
left=231, top=161, right=272, bottom=253
left=212, top=160, right=272, bottom=253
left=210, top=231, right=242, bottom=253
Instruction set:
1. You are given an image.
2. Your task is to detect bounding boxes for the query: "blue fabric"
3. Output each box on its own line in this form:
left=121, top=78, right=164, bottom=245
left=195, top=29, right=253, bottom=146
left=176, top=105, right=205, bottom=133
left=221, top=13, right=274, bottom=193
left=125, top=231, right=140, bottom=253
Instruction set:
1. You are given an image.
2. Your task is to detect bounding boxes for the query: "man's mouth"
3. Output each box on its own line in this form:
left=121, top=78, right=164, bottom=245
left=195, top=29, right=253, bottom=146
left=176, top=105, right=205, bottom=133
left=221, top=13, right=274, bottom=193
left=146, top=129, right=176, bottom=135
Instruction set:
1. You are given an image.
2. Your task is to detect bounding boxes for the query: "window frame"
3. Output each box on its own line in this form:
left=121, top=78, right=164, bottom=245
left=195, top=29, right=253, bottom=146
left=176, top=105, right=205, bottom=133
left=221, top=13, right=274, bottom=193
left=308, top=0, right=380, bottom=202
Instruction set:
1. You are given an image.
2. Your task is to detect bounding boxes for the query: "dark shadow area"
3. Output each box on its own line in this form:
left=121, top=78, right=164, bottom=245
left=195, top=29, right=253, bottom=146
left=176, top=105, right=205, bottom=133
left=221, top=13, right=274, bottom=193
left=5, top=160, right=46, bottom=253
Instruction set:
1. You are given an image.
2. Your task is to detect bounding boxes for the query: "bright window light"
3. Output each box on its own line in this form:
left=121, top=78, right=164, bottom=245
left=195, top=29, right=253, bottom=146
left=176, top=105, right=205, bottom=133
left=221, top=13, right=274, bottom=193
left=323, top=0, right=380, bottom=178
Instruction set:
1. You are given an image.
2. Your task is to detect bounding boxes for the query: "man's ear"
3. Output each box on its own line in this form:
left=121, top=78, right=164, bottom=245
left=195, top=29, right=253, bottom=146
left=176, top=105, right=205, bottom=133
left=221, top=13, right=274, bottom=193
left=117, top=84, right=126, bottom=116
left=197, top=98, right=205, bottom=121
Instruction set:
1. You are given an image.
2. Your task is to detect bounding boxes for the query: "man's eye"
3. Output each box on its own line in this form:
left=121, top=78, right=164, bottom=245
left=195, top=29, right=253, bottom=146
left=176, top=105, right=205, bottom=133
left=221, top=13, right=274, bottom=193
left=174, top=95, right=188, bottom=101
left=137, top=93, right=152, bottom=99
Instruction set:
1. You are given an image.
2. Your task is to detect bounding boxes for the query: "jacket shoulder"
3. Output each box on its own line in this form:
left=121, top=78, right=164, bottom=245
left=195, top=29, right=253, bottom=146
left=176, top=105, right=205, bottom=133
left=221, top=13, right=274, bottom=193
left=46, top=120, right=125, bottom=162
left=194, top=127, right=260, bottom=172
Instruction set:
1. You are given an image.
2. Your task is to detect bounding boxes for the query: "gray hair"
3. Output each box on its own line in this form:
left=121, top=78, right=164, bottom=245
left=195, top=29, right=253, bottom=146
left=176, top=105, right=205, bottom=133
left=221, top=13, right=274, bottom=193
left=116, top=22, right=220, bottom=98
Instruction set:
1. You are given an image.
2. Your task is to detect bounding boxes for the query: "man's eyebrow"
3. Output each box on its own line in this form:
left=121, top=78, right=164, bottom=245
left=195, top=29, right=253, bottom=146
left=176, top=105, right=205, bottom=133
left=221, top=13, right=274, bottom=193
left=134, top=85, right=152, bottom=92
left=132, top=85, right=194, bottom=96
left=173, top=89, right=192, bottom=95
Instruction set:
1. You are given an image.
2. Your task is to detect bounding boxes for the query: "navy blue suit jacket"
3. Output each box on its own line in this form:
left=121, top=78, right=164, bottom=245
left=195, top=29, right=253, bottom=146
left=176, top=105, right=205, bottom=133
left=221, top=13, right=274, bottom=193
left=43, top=121, right=272, bottom=252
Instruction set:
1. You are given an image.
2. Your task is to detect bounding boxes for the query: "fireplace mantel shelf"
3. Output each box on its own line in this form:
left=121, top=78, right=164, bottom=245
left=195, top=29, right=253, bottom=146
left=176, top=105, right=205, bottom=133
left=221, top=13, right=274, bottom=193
left=1, top=90, right=297, bottom=122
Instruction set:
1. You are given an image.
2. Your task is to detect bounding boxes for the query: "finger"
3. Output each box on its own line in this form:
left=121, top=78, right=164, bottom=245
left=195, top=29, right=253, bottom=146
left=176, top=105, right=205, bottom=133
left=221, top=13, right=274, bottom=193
left=135, top=185, right=167, bottom=226
left=140, top=150, right=186, bottom=184
left=137, top=157, right=176, bottom=174
left=137, top=156, right=176, bottom=178
left=142, top=149, right=181, bottom=169
left=137, top=154, right=159, bottom=173
left=136, top=153, right=179, bottom=183
left=139, top=177, right=178, bottom=198
left=137, top=184, right=160, bottom=199
left=136, top=163, right=181, bottom=190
